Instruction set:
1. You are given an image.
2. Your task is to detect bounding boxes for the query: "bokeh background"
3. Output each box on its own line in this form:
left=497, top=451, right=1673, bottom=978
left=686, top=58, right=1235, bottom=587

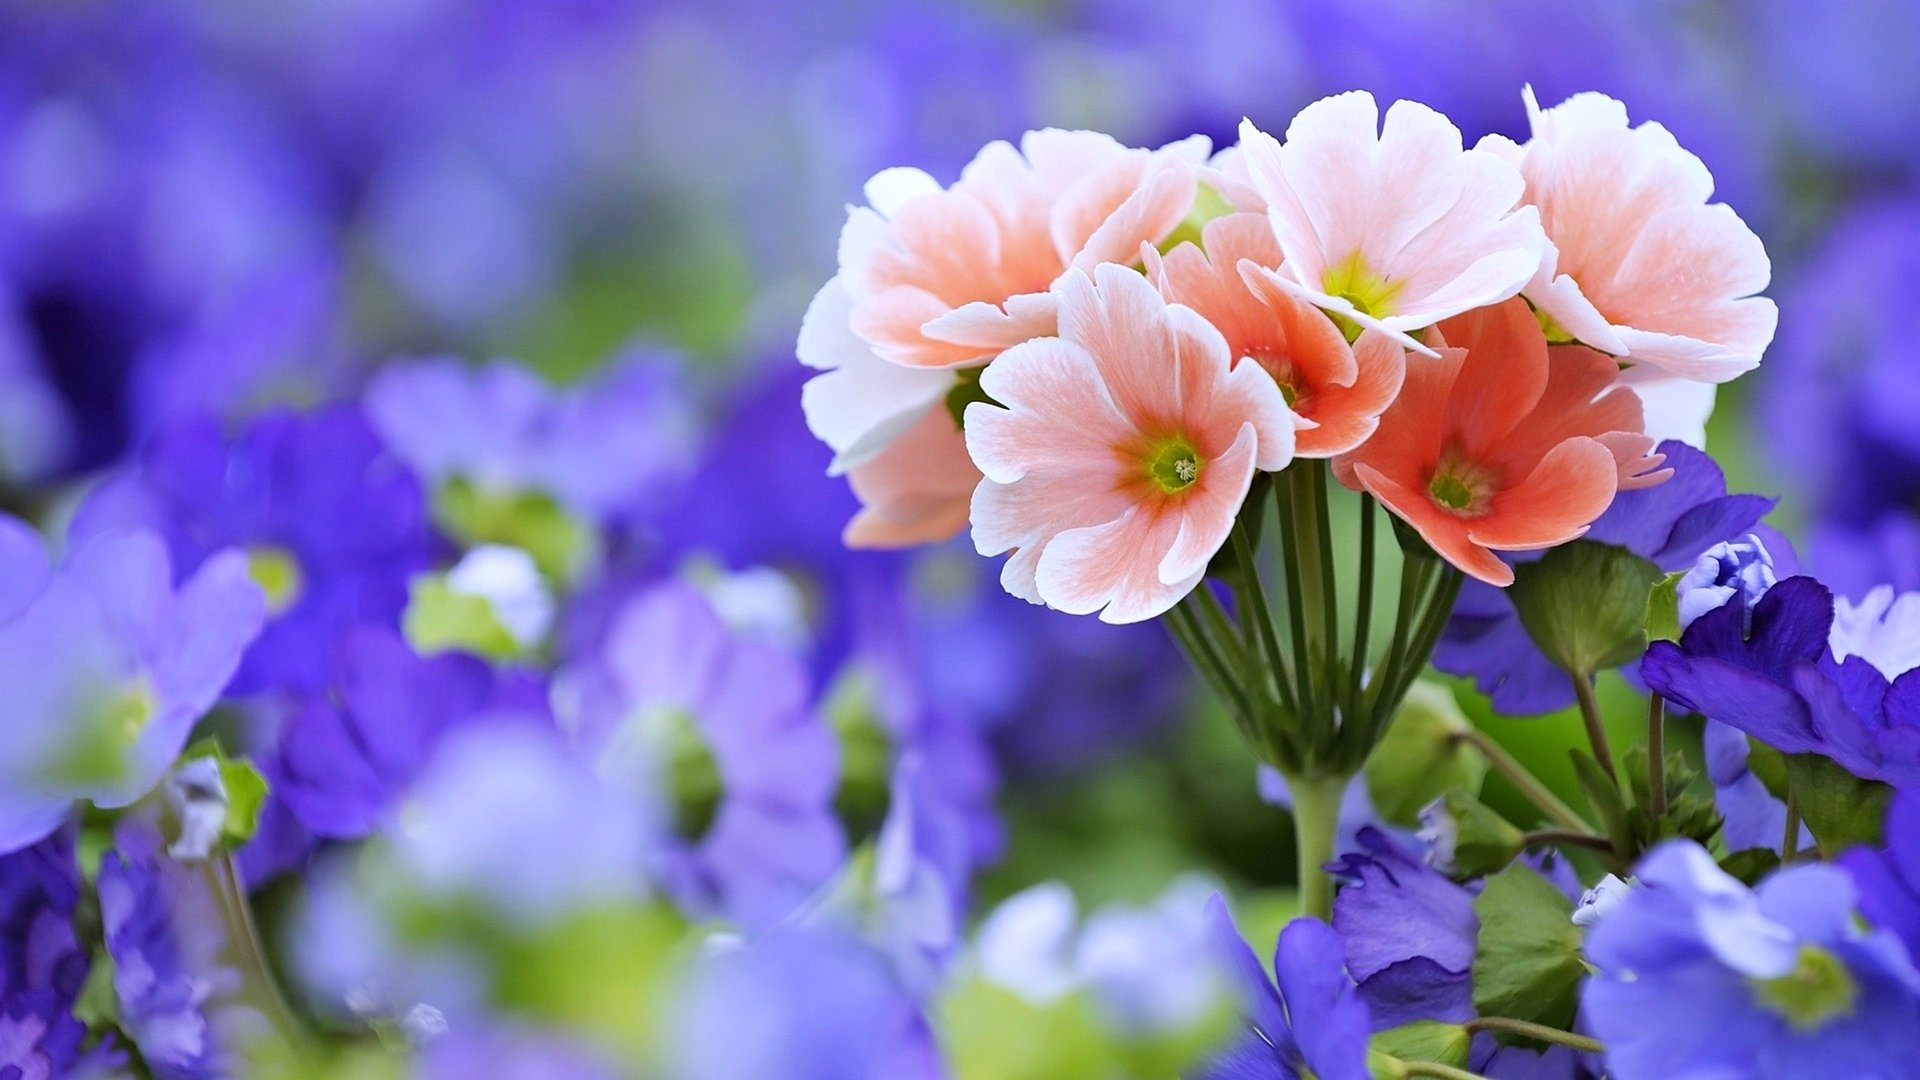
left=5, top=0, right=1918, bottom=911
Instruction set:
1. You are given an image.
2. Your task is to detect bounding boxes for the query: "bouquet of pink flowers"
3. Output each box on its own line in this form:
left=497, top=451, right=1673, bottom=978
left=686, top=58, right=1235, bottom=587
left=800, top=87, right=1773, bottom=921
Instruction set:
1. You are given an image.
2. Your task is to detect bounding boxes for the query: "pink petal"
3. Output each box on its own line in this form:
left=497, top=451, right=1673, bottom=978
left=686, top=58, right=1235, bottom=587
left=1033, top=506, right=1199, bottom=624
left=1469, top=437, right=1620, bottom=551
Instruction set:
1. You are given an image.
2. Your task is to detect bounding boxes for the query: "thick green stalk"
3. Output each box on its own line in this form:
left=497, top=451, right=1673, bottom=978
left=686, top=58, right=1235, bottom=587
left=1348, top=494, right=1377, bottom=722
left=1452, top=727, right=1591, bottom=832
left=1572, top=674, right=1616, bottom=783
left=1647, top=693, right=1667, bottom=819
left=1287, top=771, right=1348, bottom=922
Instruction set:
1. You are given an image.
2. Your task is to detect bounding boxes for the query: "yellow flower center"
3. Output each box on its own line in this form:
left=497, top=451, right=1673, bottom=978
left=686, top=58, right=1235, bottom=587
left=1145, top=438, right=1204, bottom=494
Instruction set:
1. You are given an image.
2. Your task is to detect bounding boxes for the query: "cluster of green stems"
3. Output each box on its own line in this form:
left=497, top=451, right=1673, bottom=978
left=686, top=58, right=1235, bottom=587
left=1162, top=459, right=1463, bottom=920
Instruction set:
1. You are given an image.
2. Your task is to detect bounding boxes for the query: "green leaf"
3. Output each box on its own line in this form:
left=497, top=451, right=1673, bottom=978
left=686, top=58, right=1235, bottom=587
left=1472, top=862, right=1585, bottom=1029
left=179, top=740, right=271, bottom=847
left=1746, top=737, right=1791, bottom=802
left=1785, top=754, right=1894, bottom=857
left=1646, top=571, right=1684, bottom=644
left=218, top=758, right=269, bottom=847
left=1364, top=682, right=1490, bottom=826
left=1509, top=541, right=1662, bottom=678
left=1719, top=847, right=1783, bottom=886
left=1622, top=742, right=1720, bottom=847
left=404, top=575, right=524, bottom=661
left=1569, top=750, right=1632, bottom=858
left=1370, top=1021, right=1471, bottom=1068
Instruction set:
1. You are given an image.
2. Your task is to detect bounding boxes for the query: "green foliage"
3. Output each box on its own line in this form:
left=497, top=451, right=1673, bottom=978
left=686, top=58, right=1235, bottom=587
left=1510, top=541, right=1662, bottom=678
left=1472, top=862, right=1585, bottom=1030
left=1785, top=754, right=1894, bottom=857
left=1646, top=571, right=1685, bottom=644
left=1622, top=742, right=1721, bottom=848
left=1433, top=789, right=1524, bottom=880
left=1364, top=681, right=1489, bottom=825
left=1370, top=1020, right=1471, bottom=1069
left=493, top=905, right=688, bottom=1071
left=432, top=477, right=594, bottom=585
left=823, top=666, right=895, bottom=845
left=940, top=977, right=1229, bottom=1080
left=1568, top=750, right=1632, bottom=860
left=180, top=739, right=271, bottom=848
left=404, top=575, right=524, bottom=661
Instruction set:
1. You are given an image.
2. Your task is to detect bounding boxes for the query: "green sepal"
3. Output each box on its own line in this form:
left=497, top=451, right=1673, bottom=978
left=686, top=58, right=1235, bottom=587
left=1435, top=789, right=1524, bottom=880
left=1472, top=862, right=1585, bottom=1029
left=1510, top=541, right=1662, bottom=678
left=946, top=365, right=999, bottom=429
left=1646, top=571, right=1685, bottom=644
left=1785, top=753, right=1894, bottom=857
left=404, top=575, right=523, bottom=661
left=1390, top=515, right=1439, bottom=562
left=1369, top=1020, right=1471, bottom=1069
left=1364, top=682, right=1489, bottom=826
left=1622, top=742, right=1720, bottom=847
left=180, top=739, right=271, bottom=849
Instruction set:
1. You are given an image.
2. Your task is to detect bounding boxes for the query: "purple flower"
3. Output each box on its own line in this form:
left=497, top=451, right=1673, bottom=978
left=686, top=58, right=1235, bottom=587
left=0, top=522, right=264, bottom=854
left=1198, top=899, right=1372, bottom=1080
left=1436, top=441, right=1777, bottom=715
left=0, top=828, right=120, bottom=1079
left=72, top=404, right=429, bottom=697
left=364, top=354, right=697, bottom=526
left=560, top=580, right=844, bottom=929
left=1584, top=841, right=1920, bottom=1079
left=266, top=629, right=514, bottom=844
left=99, top=820, right=245, bottom=1079
left=1677, top=534, right=1779, bottom=632
left=1329, top=828, right=1476, bottom=1029
left=666, top=926, right=943, bottom=1080
left=1644, top=576, right=1920, bottom=786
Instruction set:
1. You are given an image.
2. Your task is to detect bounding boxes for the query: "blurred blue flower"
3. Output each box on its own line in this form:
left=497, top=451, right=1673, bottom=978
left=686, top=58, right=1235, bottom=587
left=99, top=819, right=246, bottom=1080
left=365, top=354, right=697, bottom=528
left=1437, top=441, right=1778, bottom=715
left=0, top=522, right=264, bottom=854
left=417, top=1024, right=620, bottom=1080
left=1198, top=899, right=1371, bottom=1080
left=560, top=580, right=844, bottom=928
left=1584, top=841, right=1920, bottom=1079
left=666, top=926, right=943, bottom=1080
left=974, top=878, right=1223, bottom=1038
left=73, top=404, right=430, bottom=697
left=1329, top=828, right=1475, bottom=1030
left=266, top=629, right=516, bottom=843
left=0, top=827, right=119, bottom=1079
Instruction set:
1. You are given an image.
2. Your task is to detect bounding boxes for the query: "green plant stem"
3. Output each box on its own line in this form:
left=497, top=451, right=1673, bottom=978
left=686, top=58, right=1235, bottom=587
left=203, top=855, right=309, bottom=1052
left=1571, top=674, right=1616, bottom=783
left=1274, top=475, right=1318, bottom=733
left=1166, top=602, right=1249, bottom=723
left=1521, top=828, right=1616, bottom=855
left=1307, top=463, right=1341, bottom=698
left=1451, top=728, right=1592, bottom=832
left=1349, top=493, right=1377, bottom=721
left=1365, top=554, right=1428, bottom=735
left=1463, top=1016, right=1605, bottom=1055
left=1647, top=693, right=1667, bottom=819
left=1783, top=786, right=1803, bottom=861
left=1287, top=772, right=1349, bottom=922
left=1231, top=522, right=1294, bottom=715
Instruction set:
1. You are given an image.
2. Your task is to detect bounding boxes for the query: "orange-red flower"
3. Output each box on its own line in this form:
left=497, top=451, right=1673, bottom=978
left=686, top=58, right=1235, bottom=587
left=1334, top=296, right=1666, bottom=585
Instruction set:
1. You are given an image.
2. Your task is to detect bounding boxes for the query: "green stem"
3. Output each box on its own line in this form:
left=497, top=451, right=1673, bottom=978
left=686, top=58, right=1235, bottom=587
left=1463, top=1016, right=1605, bottom=1055
left=1452, top=728, right=1592, bottom=832
left=1308, top=463, right=1341, bottom=700
left=1231, top=521, right=1294, bottom=716
left=1286, top=772, right=1348, bottom=922
left=1571, top=674, right=1616, bottom=783
left=1166, top=602, right=1250, bottom=723
left=1521, top=828, right=1617, bottom=855
left=1275, top=473, right=1319, bottom=736
left=1647, top=693, right=1667, bottom=820
left=203, top=855, right=309, bottom=1052
left=1349, top=493, right=1377, bottom=723
left=1783, top=786, right=1802, bottom=861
